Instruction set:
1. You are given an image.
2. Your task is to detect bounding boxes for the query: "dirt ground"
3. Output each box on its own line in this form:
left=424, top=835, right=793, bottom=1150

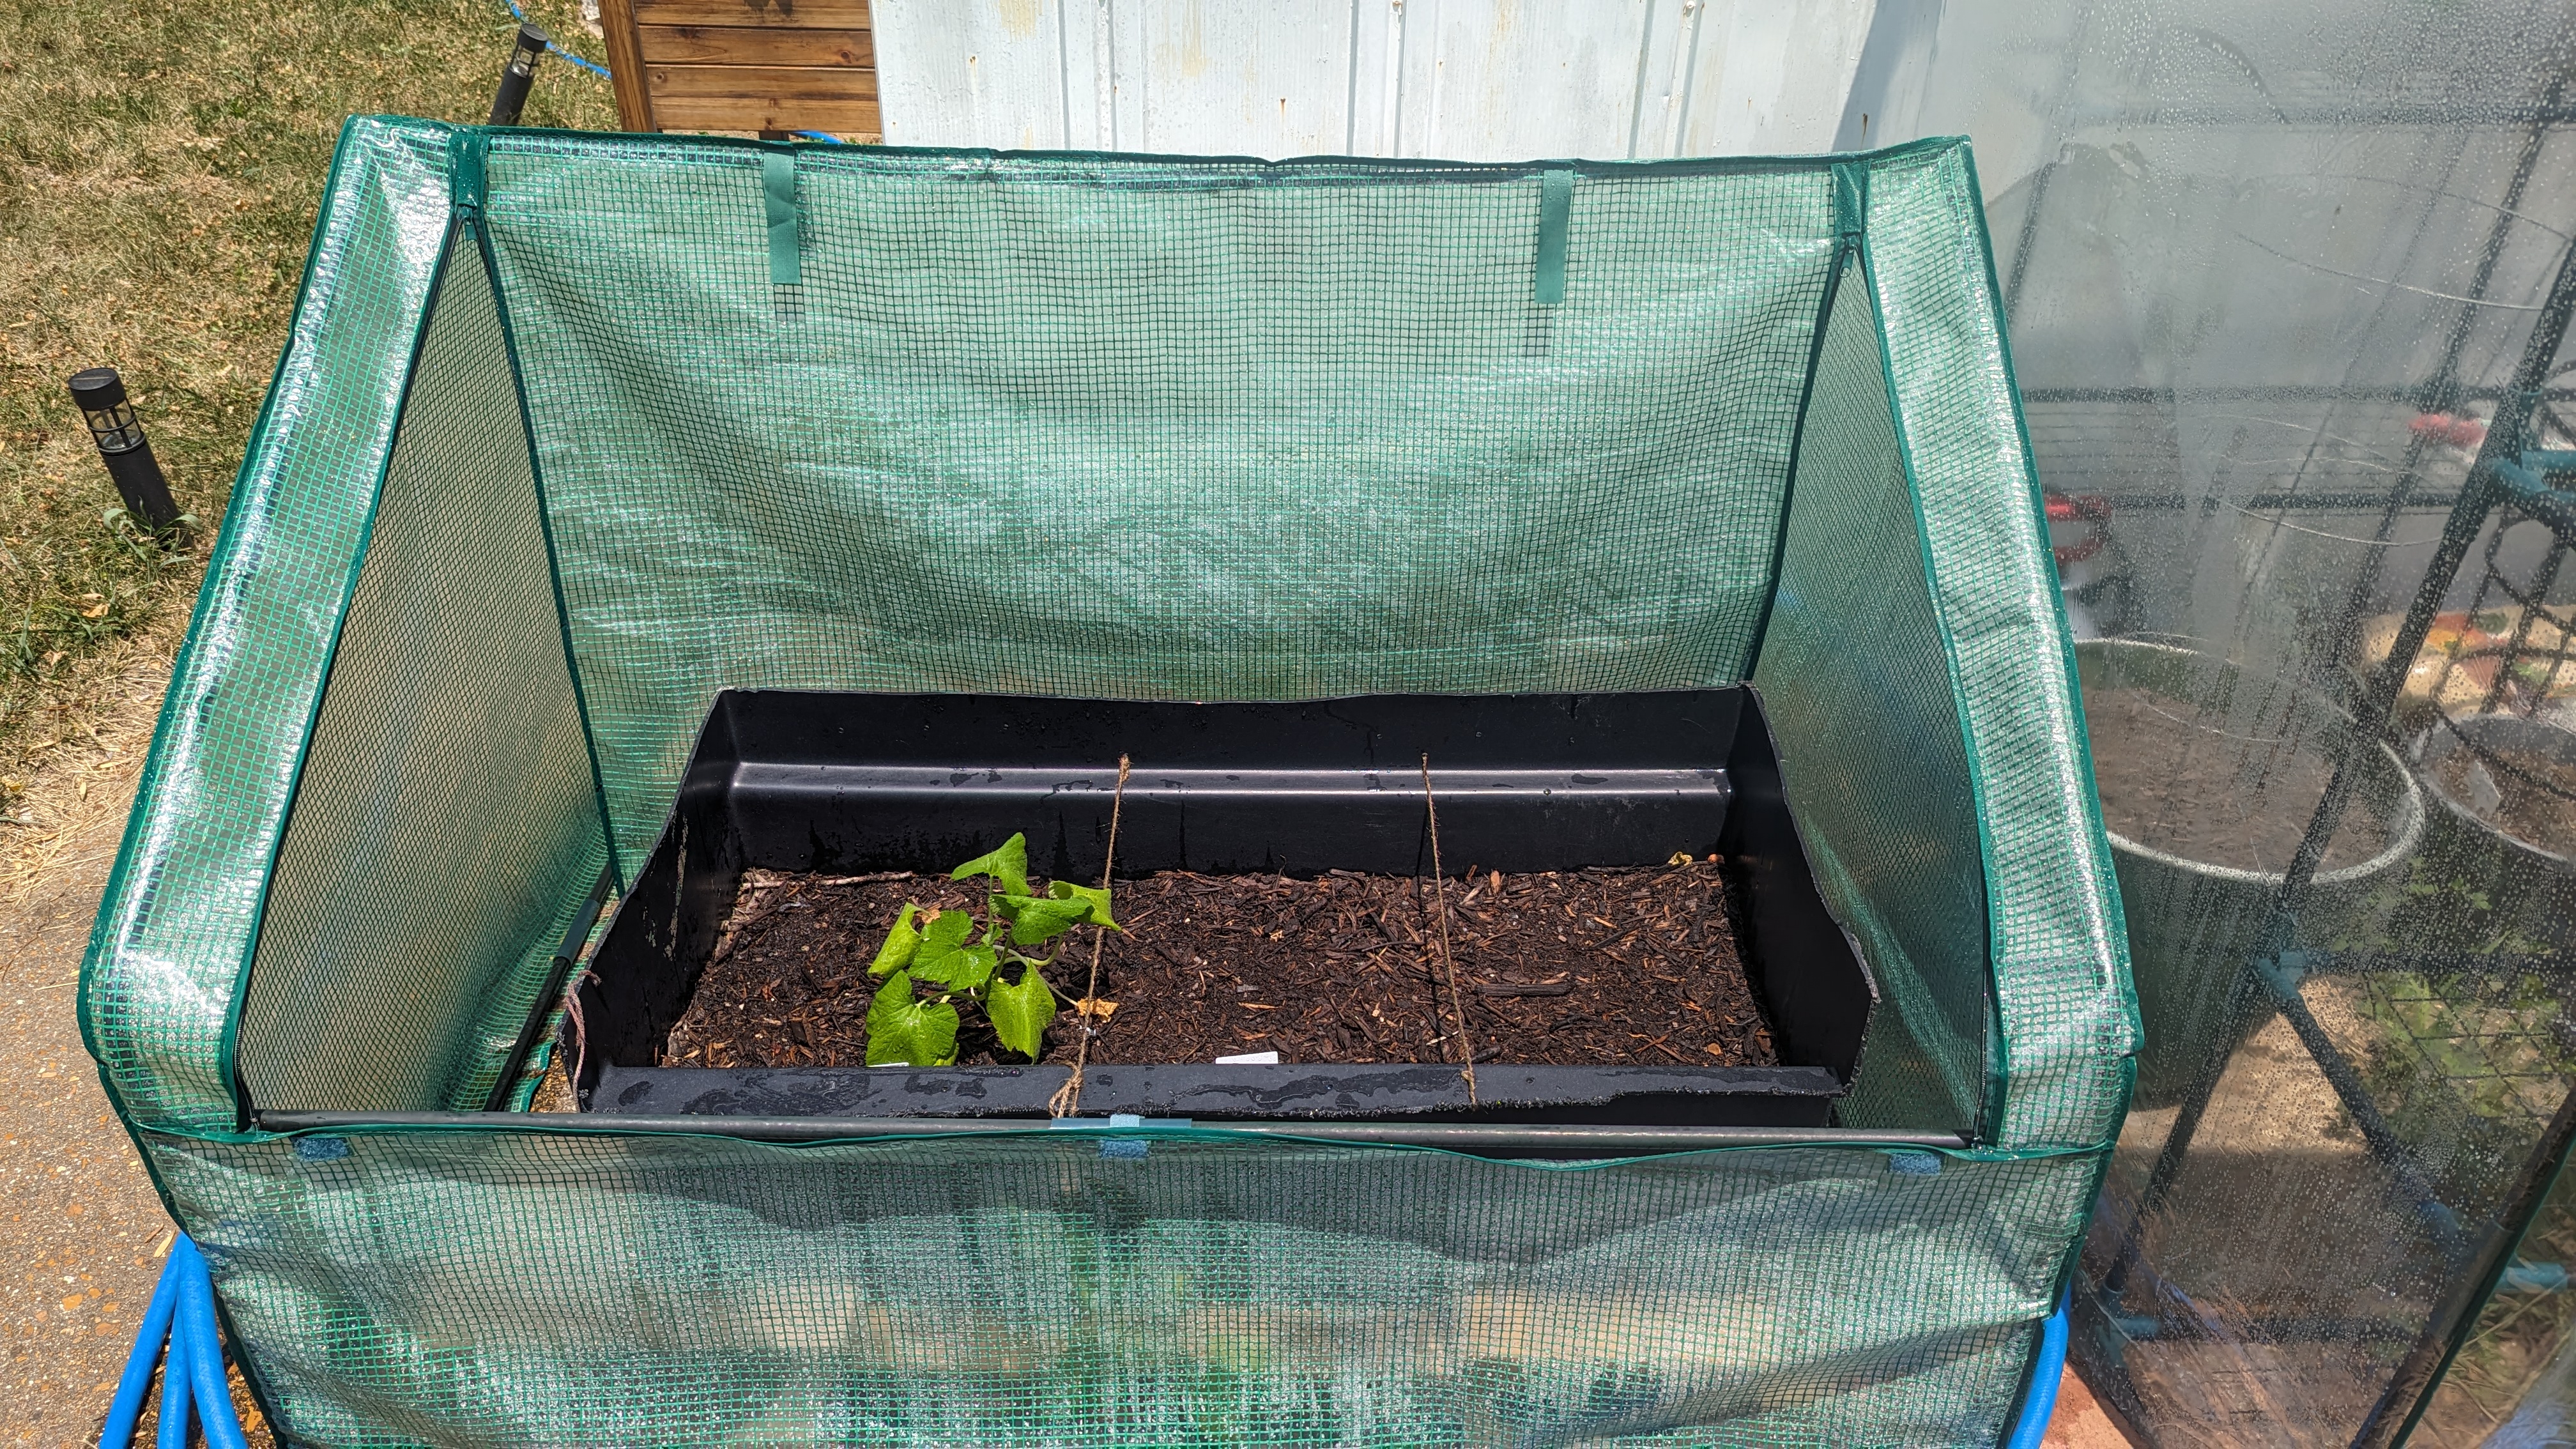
left=2086, top=995, right=2460, bottom=1448
left=0, top=636, right=271, bottom=1447
left=0, top=638, right=186, bottom=1443
left=2051, top=1373, right=2136, bottom=1448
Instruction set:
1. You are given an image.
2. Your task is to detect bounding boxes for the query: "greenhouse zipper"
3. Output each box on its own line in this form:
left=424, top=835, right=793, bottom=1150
left=499, top=2, right=849, bottom=144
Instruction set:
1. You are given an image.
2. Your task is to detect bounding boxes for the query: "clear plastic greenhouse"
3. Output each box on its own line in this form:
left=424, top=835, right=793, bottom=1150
left=1853, top=3, right=2576, bottom=1445
left=79, top=116, right=2136, bottom=1445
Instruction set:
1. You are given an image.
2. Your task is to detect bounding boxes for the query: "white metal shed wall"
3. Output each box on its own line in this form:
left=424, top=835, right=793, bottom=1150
left=871, top=0, right=1882, bottom=160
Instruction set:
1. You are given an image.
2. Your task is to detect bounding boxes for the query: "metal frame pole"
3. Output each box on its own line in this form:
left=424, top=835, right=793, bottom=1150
left=2097, top=96, right=2576, bottom=1288
left=2094, top=217, right=2576, bottom=1443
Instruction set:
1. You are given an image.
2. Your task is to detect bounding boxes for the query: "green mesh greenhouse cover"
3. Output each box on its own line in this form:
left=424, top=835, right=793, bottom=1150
left=80, top=117, right=2136, bottom=1447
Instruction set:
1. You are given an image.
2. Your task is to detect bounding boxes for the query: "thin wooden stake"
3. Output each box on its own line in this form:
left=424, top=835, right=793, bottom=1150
left=1421, top=754, right=1478, bottom=1105
left=1049, top=755, right=1131, bottom=1119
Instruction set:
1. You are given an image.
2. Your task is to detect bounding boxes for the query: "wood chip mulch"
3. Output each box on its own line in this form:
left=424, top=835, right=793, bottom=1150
left=663, top=862, right=1777, bottom=1071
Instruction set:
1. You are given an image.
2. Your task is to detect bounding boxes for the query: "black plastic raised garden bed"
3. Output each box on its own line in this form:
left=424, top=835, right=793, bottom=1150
left=562, top=689, right=1876, bottom=1137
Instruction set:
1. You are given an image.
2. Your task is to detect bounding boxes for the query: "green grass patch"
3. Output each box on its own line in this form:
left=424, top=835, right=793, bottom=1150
left=0, top=0, right=617, bottom=800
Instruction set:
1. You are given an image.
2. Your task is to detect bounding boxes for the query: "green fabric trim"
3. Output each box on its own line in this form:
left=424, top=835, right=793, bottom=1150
left=82, top=118, right=455, bottom=1132
left=1857, top=234, right=2009, bottom=1143
left=1951, top=142, right=2142, bottom=1095
left=1832, top=160, right=1866, bottom=242
left=415, top=116, right=1972, bottom=183
left=1534, top=166, right=1573, bottom=304
left=217, top=219, right=466, bottom=1131
left=447, top=129, right=487, bottom=216
left=76, top=116, right=376, bottom=1078
left=763, top=151, right=801, bottom=288
left=468, top=213, right=624, bottom=894
left=1744, top=240, right=1859, bottom=678
left=1859, top=144, right=2131, bottom=1146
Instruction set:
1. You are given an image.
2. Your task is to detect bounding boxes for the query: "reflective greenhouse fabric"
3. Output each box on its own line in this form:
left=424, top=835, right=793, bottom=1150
left=81, top=119, right=2131, bottom=1444
left=152, top=1132, right=2101, bottom=1448
left=1842, top=0, right=2576, bottom=1441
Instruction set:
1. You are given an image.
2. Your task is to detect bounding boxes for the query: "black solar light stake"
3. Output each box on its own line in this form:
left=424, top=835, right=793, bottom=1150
left=489, top=24, right=549, bottom=126
left=66, top=368, right=181, bottom=533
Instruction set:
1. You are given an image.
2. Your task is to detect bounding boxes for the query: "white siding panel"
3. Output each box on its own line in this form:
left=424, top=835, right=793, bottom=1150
left=871, top=0, right=1075, bottom=151
left=1681, top=1, right=1883, bottom=155
left=1128, top=4, right=1358, bottom=157
left=875, top=0, right=1879, bottom=160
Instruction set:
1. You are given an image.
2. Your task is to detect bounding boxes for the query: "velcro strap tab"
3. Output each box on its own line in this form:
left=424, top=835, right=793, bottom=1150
left=1534, top=166, right=1574, bottom=305
left=763, top=151, right=802, bottom=287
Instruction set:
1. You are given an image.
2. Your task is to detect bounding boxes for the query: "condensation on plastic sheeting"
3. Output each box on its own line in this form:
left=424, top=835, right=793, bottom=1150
left=1850, top=1, right=2576, bottom=1443
left=869, top=0, right=1880, bottom=160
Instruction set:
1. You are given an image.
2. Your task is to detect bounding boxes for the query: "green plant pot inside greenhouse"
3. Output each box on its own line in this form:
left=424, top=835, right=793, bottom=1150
left=79, top=119, right=2136, bottom=1446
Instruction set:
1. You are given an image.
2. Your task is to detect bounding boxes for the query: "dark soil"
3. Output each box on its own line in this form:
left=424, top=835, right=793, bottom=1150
left=2432, top=740, right=2576, bottom=857
left=664, top=863, right=1777, bottom=1070
left=2086, top=686, right=2391, bottom=874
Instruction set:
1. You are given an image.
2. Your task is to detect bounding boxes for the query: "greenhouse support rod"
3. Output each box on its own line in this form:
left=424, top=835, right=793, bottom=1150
left=2103, top=956, right=2464, bottom=1294
left=2276, top=212, right=2576, bottom=995
left=2356, top=1075, right=2576, bottom=1449
left=2002, top=158, right=2062, bottom=323
left=2108, top=1307, right=2416, bottom=1347
left=2468, top=524, right=2569, bottom=716
left=2490, top=454, right=2576, bottom=541
left=2103, top=216, right=2576, bottom=1312
left=256, top=1110, right=1969, bottom=1153
left=2071, top=490, right=2473, bottom=514
left=480, top=867, right=613, bottom=1113
left=2249, top=966, right=2462, bottom=1261
left=2061, top=102, right=2576, bottom=128
left=1998, top=3, right=2086, bottom=322
left=2293, top=947, right=2574, bottom=979
left=2312, top=80, right=2563, bottom=685
left=2018, top=384, right=2576, bottom=405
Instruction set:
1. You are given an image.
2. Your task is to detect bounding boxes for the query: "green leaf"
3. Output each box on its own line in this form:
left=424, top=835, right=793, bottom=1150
left=987, top=961, right=1058, bottom=1061
left=1047, top=880, right=1121, bottom=930
left=910, top=908, right=993, bottom=991
left=998, top=894, right=1089, bottom=946
left=950, top=833, right=1031, bottom=898
left=912, top=942, right=997, bottom=993
left=868, top=903, right=921, bottom=977
left=920, top=908, right=975, bottom=954
left=864, top=972, right=959, bottom=1067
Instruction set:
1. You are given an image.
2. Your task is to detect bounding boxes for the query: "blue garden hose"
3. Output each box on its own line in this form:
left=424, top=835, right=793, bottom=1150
left=103, top=1236, right=249, bottom=1449
left=98, top=1241, right=179, bottom=1447
left=153, top=1319, right=188, bottom=1449
left=2004, top=1285, right=2073, bottom=1449
left=496, top=1, right=848, bottom=143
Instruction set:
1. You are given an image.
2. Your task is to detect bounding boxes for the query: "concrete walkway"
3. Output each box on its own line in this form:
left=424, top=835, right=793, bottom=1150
left=0, top=645, right=202, bottom=1445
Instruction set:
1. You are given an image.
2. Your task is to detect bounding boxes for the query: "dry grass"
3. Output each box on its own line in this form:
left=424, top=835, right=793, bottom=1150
left=0, top=0, right=617, bottom=813
left=0, top=8, right=615, bottom=1434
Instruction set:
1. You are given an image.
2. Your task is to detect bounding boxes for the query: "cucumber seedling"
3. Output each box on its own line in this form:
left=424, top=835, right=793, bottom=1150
left=863, top=832, right=1119, bottom=1066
